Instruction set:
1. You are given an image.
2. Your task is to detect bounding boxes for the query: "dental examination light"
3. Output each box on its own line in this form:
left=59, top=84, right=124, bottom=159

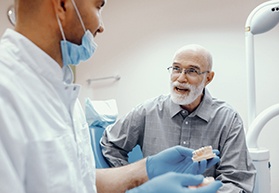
left=245, top=0, right=279, bottom=126
left=245, top=1, right=279, bottom=193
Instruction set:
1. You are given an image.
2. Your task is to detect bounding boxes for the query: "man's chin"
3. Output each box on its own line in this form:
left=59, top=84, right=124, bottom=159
left=171, top=95, right=191, bottom=105
left=171, top=93, right=197, bottom=105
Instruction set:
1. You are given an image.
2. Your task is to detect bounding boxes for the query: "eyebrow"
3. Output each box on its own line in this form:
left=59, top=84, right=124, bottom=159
left=172, top=63, right=201, bottom=70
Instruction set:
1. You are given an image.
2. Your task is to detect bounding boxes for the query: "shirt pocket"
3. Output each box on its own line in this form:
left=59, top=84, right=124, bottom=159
left=25, top=134, right=81, bottom=193
left=75, top=122, right=95, bottom=180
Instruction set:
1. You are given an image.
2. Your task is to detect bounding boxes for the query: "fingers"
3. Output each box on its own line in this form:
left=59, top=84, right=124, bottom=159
left=198, top=160, right=207, bottom=174
left=187, top=161, right=199, bottom=174
left=207, top=156, right=220, bottom=169
left=176, top=146, right=195, bottom=157
left=192, top=155, right=220, bottom=174
left=192, top=181, right=222, bottom=193
left=177, top=173, right=204, bottom=187
left=212, top=149, right=220, bottom=156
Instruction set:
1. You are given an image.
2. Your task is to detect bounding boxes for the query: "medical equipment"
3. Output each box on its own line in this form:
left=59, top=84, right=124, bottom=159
left=86, top=75, right=121, bottom=85
left=245, top=1, right=279, bottom=192
left=192, top=146, right=216, bottom=162
left=7, top=5, right=16, bottom=26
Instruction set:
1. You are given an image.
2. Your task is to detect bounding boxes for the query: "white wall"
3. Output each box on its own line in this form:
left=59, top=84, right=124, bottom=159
left=0, top=0, right=15, bottom=34
left=1, top=0, right=279, bottom=192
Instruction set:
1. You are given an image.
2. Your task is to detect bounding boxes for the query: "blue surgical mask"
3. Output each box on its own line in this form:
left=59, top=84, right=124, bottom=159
left=60, top=30, right=97, bottom=66
left=57, top=0, right=98, bottom=67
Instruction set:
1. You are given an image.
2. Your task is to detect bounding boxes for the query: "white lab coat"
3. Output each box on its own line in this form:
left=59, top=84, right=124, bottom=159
left=0, top=29, right=96, bottom=193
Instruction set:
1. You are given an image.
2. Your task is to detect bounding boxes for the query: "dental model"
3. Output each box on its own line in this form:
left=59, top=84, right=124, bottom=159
left=189, top=177, right=215, bottom=189
left=192, top=146, right=215, bottom=162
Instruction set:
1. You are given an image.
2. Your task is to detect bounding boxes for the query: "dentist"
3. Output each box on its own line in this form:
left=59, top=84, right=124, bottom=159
left=0, top=0, right=222, bottom=193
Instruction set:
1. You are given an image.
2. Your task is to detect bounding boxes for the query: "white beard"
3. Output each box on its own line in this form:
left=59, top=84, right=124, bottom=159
left=170, top=80, right=205, bottom=105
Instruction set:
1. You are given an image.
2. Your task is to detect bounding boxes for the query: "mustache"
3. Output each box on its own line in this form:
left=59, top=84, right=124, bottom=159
left=172, top=81, right=192, bottom=89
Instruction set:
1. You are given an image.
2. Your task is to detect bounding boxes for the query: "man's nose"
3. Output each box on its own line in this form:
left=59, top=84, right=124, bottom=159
left=176, top=71, right=188, bottom=82
left=97, top=20, right=105, bottom=33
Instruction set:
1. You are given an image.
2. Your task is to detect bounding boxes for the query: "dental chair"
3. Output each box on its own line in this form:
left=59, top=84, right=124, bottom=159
left=89, top=125, right=110, bottom=168
left=85, top=98, right=143, bottom=168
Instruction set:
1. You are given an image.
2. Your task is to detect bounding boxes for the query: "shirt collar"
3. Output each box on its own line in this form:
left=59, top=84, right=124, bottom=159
left=190, top=88, right=213, bottom=122
left=169, top=88, right=213, bottom=122
left=3, top=29, right=65, bottom=85
left=169, top=96, right=184, bottom=117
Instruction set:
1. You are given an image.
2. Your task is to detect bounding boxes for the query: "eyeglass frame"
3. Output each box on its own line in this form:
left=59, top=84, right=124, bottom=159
left=167, top=66, right=210, bottom=77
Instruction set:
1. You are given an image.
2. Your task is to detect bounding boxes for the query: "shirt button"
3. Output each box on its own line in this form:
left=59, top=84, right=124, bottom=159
left=185, top=121, right=188, bottom=125
left=183, top=141, right=187, bottom=145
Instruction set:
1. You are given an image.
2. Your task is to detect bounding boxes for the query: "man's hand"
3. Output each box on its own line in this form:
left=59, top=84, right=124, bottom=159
left=146, top=146, right=220, bottom=179
left=126, top=172, right=222, bottom=193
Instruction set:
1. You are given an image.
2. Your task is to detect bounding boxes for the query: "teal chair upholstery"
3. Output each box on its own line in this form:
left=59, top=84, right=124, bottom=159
left=89, top=125, right=110, bottom=168
left=89, top=125, right=143, bottom=168
left=85, top=98, right=143, bottom=168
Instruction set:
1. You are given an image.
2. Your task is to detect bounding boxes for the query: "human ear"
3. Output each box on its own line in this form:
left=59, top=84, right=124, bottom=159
left=205, top=71, right=214, bottom=86
left=51, top=0, right=68, bottom=21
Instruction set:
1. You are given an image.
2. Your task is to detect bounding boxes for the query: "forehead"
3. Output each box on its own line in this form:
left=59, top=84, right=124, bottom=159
left=173, top=50, right=208, bottom=69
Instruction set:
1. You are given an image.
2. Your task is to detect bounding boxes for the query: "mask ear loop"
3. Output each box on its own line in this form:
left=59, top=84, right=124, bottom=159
left=70, top=0, right=97, bottom=49
left=70, top=0, right=86, bottom=33
left=56, top=15, right=66, bottom=41
left=56, top=15, right=74, bottom=83
left=56, top=15, right=68, bottom=66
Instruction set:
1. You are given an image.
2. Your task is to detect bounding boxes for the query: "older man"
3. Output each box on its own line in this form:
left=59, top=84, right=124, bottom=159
left=101, top=44, right=256, bottom=193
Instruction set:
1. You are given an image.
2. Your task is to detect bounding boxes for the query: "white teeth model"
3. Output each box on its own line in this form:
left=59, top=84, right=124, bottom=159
left=189, top=177, right=215, bottom=189
left=192, top=145, right=216, bottom=162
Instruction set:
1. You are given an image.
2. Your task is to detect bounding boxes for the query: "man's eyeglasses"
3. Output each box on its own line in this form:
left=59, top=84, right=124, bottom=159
left=167, top=66, right=209, bottom=77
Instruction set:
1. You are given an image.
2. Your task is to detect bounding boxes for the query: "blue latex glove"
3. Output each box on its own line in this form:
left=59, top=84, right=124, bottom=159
left=126, top=172, right=222, bottom=193
left=146, top=146, right=220, bottom=179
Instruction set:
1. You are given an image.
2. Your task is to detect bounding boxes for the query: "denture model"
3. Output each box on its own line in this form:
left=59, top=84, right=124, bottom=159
left=189, top=177, right=215, bottom=189
left=192, top=145, right=216, bottom=162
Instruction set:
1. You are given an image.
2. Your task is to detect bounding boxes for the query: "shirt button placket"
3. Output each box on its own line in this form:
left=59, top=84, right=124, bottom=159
left=181, top=118, right=190, bottom=147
